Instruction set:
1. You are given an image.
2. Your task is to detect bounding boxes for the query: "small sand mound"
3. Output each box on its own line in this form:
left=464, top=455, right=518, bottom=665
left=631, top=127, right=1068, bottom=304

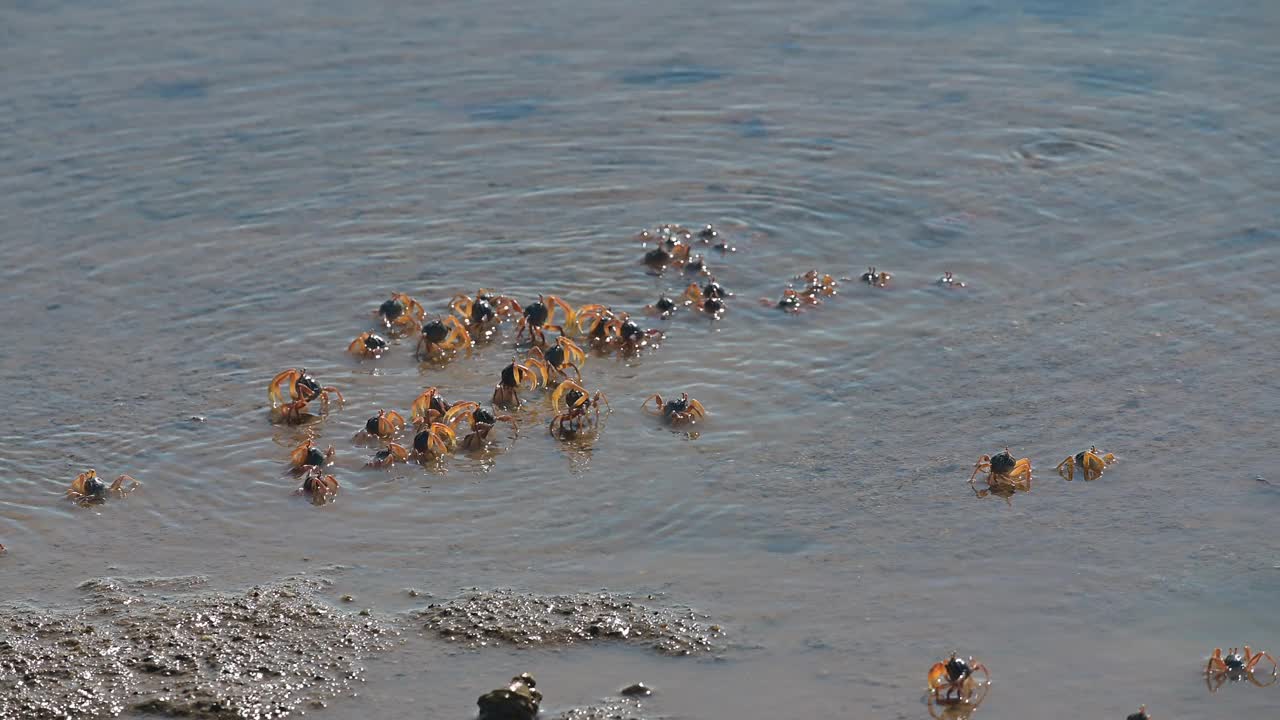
left=0, top=577, right=390, bottom=720
left=418, top=589, right=724, bottom=656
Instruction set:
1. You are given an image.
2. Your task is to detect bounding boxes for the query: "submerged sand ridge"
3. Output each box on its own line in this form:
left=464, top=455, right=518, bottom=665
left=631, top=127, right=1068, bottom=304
left=0, top=578, right=719, bottom=718
left=419, top=588, right=725, bottom=656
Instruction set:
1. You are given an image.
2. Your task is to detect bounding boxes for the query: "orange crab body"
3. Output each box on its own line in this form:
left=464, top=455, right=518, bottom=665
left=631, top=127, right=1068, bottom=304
left=549, top=380, right=610, bottom=437
left=268, top=368, right=343, bottom=423
left=1057, top=446, right=1116, bottom=481
left=66, top=469, right=140, bottom=505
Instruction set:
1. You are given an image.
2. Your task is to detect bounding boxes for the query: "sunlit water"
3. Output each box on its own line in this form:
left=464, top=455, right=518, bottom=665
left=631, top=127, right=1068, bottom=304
left=2, top=1, right=1279, bottom=718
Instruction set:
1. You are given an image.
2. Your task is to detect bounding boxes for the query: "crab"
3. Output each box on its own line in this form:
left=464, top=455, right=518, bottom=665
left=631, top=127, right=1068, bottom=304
left=1056, top=446, right=1116, bottom=482
left=450, top=289, right=521, bottom=339
left=289, top=439, right=335, bottom=470
left=927, top=652, right=990, bottom=707
left=644, top=295, right=680, bottom=318
left=348, top=331, right=390, bottom=359
left=477, top=673, right=541, bottom=720
left=410, top=422, right=458, bottom=460
left=410, top=386, right=453, bottom=426
left=268, top=368, right=344, bottom=423
left=360, top=409, right=406, bottom=439
left=527, top=336, right=585, bottom=385
left=641, top=235, right=693, bottom=271
left=697, top=223, right=735, bottom=252
left=444, top=402, right=517, bottom=451
left=765, top=287, right=821, bottom=312
left=1205, top=646, right=1278, bottom=691
left=549, top=380, right=610, bottom=436
left=681, top=278, right=730, bottom=304
left=861, top=266, right=891, bottom=288
left=796, top=270, right=839, bottom=299
left=642, top=392, right=707, bottom=426
left=376, top=292, right=426, bottom=334
left=614, top=316, right=664, bottom=354
left=937, top=271, right=966, bottom=288
left=970, top=447, right=1033, bottom=490
left=576, top=305, right=622, bottom=345
left=66, top=469, right=139, bottom=505
left=681, top=280, right=729, bottom=318
left=1126, top=706, right=1151, bottom=720
left=296, top=466, right=339, bottom=504
left=515, top=295, right=575, bottom=346
left=416, top=316, right=472, bottom=359
left=367, top=443, right=411, bottom=468
left=682, top=253, right=711, bottom=276
left=493, top=361, right=541, bottom=409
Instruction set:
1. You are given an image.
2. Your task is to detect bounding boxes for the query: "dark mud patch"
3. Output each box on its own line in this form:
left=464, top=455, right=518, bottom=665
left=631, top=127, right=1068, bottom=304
left=0, top=577, right=390, bottom=719
left=418, top=589, right=724, bottom=656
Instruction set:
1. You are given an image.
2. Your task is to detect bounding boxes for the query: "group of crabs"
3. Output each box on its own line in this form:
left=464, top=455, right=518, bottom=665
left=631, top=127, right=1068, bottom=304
left=636, top=222, right=966, bottom=316
left=925, top=646, right=1277, bottom=718
left=265, top=281, right=712, bottom=503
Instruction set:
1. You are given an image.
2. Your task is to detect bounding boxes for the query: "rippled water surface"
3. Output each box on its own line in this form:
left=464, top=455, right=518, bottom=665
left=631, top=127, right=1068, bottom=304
left=3, top=0, right=1279, bottom=717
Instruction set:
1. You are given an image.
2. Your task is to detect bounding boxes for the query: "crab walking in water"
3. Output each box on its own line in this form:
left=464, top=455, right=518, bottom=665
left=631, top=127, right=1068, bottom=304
left=267, top=368, right=343, bottom=423
left=66, top=470, right=140, bottom=506
left=1056, top=446, right=1117, bottom=481
left=289, top=439, right=335, bottom=471
left=376, top=292, right=426, bottom=334
left=444, top=402, right=518, bottom=451
left=410, top=386, right=453, bottom=426
left=927, top=652, right=990, bottom=707
left=347, top=331, right=389, bottom=359
left=416, top=316, right=472, bottom=360
left=359, top=409, right=406, bottom=440
left=492, top=361, right=541, bottom=409
left=861, top=266, right=891, bottom=288
left=527, top=336, right=585, bottom=385
left=296, top=466, right=339, bottom=505
left=642, top=392, right=707, bottom=427
left=970, top=447, right=1032, bottom=488
left=1205, top=646, right=1278, bottom=691
left=548, top=380, right=610, bottom=437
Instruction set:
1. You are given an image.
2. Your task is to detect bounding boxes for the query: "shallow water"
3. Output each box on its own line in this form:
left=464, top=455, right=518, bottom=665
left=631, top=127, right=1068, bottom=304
left=2, top=0, right=1279, bottom=717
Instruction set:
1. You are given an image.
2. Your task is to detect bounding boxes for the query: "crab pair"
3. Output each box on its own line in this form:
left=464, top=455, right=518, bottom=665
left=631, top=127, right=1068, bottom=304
left=927, top=653, right=990, bottom=715
left=268, top=368, right=344, bottom=424
left=681, top=279, right=730, bottom=317
left=549, top=380, right=610, bottom=437
left=577, top=308, right=662, bottom=355
left=1205, top=646, right=1278, bottom=692
left=642, top=392, right=707, bottom=427
left=450, top=288, right=522, bottom=340
left=66, top=469, right=140, bottom=506
left=367, top=423, right=455, bottom=468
